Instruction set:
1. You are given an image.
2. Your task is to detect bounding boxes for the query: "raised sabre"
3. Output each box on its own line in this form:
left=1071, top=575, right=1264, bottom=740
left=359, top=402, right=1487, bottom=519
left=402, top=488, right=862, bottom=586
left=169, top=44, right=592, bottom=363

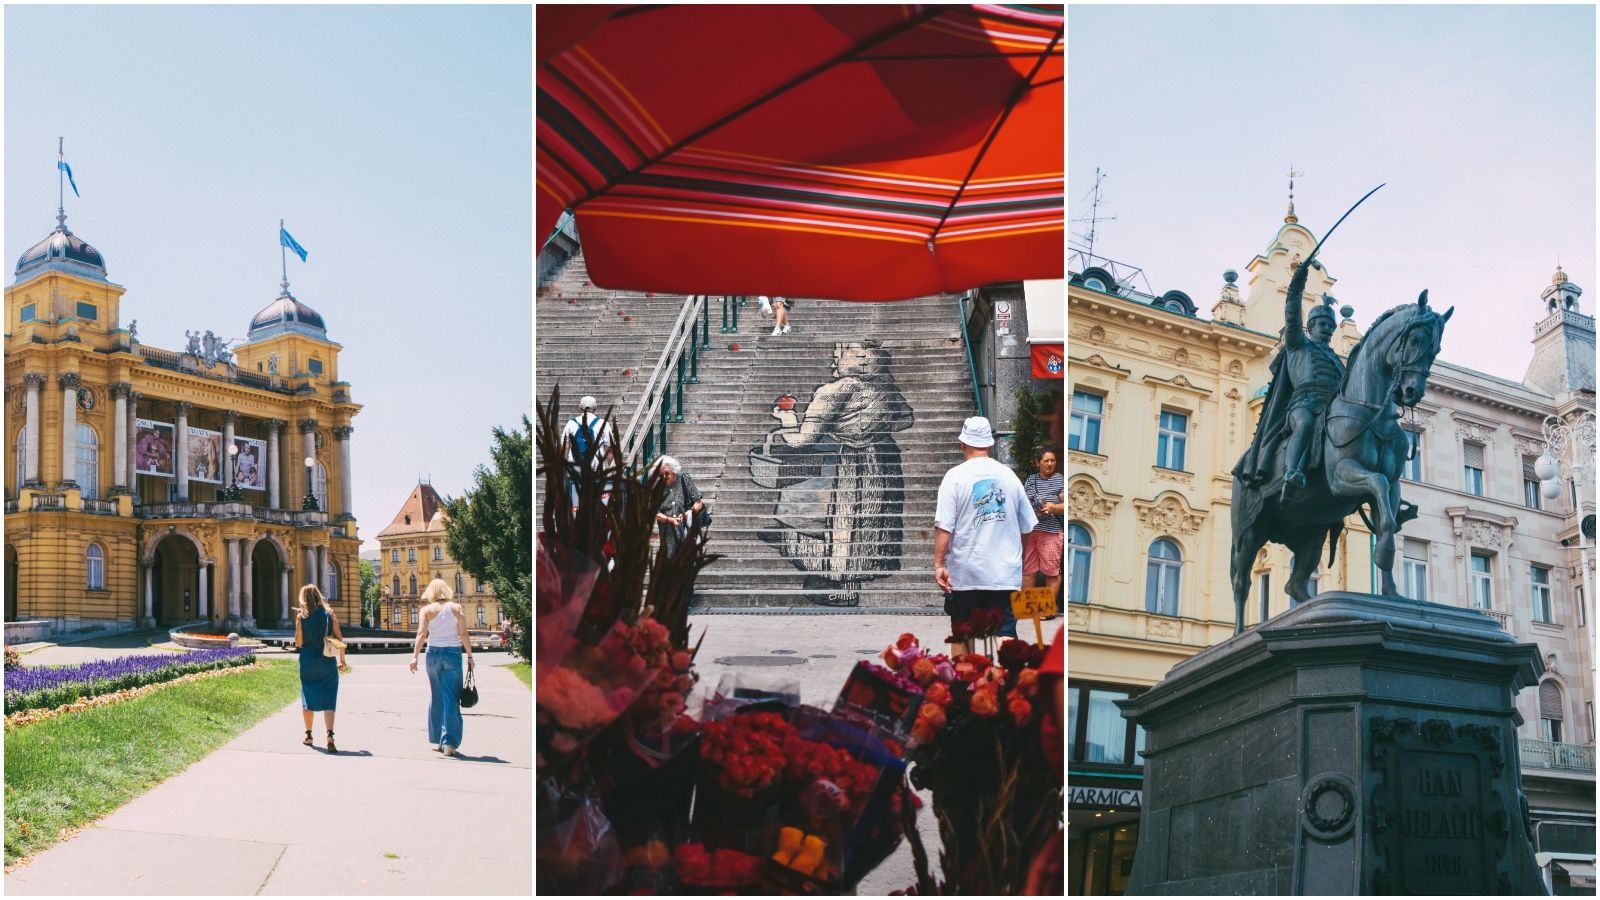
left=1306, top=183, right=1385, bottom=263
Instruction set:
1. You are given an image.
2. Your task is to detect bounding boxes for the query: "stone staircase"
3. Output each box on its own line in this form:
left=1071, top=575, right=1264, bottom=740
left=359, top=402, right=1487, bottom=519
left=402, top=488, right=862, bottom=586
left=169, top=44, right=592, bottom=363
left=537, top=249, right=979, bottom=609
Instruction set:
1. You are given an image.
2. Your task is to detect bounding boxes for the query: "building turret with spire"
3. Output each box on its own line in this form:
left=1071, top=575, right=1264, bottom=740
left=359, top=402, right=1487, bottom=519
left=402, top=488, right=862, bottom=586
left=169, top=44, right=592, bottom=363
left=1525, top=265, right=1595, bottom=400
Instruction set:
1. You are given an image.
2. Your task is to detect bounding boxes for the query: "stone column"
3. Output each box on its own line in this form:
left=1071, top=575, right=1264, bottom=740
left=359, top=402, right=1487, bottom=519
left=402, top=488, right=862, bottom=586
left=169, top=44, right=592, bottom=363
left=241, top=542, right=255, bottom=629
left=281, top=568, right=291, bottom=623
left=222, top=410, right=237, bottom=493
left=305, top=546, right=317, bottom=592
left=265, top=420, right=283, bottom=509
left=299, top=419, right=318, bottom=507
left=142, top=561, right=154, bottom=623
left=126, top=391, right=140, bottom=494
left=197, top=560, right=209, bottom=619
left=317, top=545, right=328, bottom=599
left=22, top=373, right=43, bottom=485
left=226, top=538, right=241, bottom=623
left=334, top=425, right=354, bottom=518
left=111, top=383, right=131, bottom=491
left=58, top=373, right=81, bottom=487
left=175, top=401, right=192, bottom=500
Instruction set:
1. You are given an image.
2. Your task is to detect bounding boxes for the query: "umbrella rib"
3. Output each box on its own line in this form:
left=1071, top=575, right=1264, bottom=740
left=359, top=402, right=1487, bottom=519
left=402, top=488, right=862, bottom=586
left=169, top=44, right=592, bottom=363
left=567, top=5, right=951, bottom=210
left=929, top=27, right=1063, bottom=249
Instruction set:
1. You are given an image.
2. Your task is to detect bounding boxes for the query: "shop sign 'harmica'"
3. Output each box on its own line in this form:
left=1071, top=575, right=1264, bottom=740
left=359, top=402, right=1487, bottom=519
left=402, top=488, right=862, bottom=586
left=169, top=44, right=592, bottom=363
left=1068, top=786, right=1141, bottom=810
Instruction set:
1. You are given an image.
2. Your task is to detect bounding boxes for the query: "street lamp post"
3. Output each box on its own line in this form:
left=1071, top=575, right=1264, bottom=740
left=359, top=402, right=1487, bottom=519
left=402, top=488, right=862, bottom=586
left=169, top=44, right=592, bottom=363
left=222, top=444, right=242, bottom=502
left=302, top=456, right=320, bottom=512
left=1535, top=411, right=1596, bottom=619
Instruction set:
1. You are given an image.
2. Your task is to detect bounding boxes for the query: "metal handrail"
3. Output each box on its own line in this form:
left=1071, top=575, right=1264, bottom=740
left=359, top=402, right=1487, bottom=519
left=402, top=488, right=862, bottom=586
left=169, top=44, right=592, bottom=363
left=1519, top=738, right=1596, bottom=773
left=957, top=291, right=987, bottom=419
left=621, top=294, right=708, bottom=466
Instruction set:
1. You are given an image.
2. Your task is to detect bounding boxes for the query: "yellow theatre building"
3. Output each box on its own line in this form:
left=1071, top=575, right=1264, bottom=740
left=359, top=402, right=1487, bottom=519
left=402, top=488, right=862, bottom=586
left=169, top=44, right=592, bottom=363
left=4, top=206, right=361, bottom=638
left=375, top=481, right=504, bottom=632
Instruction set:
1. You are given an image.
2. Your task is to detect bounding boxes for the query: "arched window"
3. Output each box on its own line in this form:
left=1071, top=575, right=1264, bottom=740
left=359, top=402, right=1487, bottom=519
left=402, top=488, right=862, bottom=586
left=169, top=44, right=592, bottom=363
left=86, top=543, right=105, bottom=590
left=392, top=575, right=400, bottom=596
left=409, top=574, right=417, bottom=596
left=455, top=573, right=464, bottom=595
left=13, top=429, right=26, bottom=499
left=1540, top=679, right=1565, bottom=743
left=76, top=424, right=99, bottom=498
left=476, top=604, right=486, bottom=626
left=1146, top=539, right=1182, bottom=617
left=326, top=562, right=340, bottom=600
left=1068, top=523, right=1093, bottom=604
left=313, top=461, right=328, bottom=511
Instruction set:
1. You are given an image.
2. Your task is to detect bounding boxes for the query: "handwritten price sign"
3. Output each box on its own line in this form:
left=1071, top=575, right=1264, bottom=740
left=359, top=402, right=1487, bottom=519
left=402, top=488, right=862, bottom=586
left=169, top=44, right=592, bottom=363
left=1011, top=588, right=1057, bottom=647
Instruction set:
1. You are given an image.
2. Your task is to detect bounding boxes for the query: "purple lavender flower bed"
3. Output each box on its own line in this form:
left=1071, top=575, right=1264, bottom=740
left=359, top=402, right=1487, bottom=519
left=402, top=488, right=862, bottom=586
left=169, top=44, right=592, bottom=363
left=3, top=648, right=256, bottom=714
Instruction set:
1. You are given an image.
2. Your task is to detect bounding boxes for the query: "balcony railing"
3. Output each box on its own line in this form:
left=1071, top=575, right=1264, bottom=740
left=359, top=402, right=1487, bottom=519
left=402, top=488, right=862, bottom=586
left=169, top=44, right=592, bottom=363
left=137, top=502, right=327, bottom=527
left=31, top=492, right=65, bottom=511
left=81, top=498, right=119, bottom=515
left=1519, top=739, right=1596, bottom=774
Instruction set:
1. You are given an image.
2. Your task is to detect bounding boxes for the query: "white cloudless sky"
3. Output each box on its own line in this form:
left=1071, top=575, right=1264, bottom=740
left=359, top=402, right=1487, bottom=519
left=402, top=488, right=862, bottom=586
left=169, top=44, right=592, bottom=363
left=1069, top=4, right=1595, bottom=385
left=5, top=4, right=532, bottom=552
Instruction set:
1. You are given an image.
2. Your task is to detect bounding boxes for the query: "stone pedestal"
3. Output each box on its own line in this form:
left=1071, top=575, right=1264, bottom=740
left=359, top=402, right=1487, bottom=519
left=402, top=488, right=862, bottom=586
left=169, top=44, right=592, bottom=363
left=1119, top=592, right=1548, bottom=895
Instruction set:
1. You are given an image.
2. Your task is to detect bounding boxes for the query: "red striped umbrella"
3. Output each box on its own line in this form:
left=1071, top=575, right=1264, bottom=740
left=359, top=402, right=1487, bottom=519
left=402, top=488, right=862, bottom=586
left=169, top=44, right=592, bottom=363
left=538, top=4, right=1062, bottom=301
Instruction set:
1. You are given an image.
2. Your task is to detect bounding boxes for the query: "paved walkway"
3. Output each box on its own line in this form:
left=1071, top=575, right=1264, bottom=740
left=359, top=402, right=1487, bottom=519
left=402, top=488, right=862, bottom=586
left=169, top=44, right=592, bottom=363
left=5, top=652, right=531, bottom=896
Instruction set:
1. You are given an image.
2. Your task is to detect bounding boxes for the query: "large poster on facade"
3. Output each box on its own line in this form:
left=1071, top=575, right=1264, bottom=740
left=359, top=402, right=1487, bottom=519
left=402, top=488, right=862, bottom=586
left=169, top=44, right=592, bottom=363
left=135, top=420, right=175, bottom=477
left=186, top=427, right=223, bottom=484
left=231, top=437, right=267, bottom=491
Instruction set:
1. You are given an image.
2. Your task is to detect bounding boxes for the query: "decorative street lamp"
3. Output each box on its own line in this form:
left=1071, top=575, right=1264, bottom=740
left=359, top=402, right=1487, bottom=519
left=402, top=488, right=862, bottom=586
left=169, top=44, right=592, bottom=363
left=302, top=456, right=320, bottom=511
left=1535, top=411, right=1596, bottom=619
left=221, top=444, right=243, bottom=502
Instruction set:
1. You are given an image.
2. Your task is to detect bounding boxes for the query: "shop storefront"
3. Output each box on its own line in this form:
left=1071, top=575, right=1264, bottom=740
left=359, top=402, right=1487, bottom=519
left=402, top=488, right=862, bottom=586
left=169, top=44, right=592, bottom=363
left=1066, top=680, right=1146, bottom=896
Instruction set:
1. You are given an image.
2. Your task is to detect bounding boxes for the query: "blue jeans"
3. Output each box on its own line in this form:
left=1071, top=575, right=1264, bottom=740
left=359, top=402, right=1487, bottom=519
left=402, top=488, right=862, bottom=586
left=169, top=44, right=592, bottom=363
left=426, top=647, right=464, bottom=748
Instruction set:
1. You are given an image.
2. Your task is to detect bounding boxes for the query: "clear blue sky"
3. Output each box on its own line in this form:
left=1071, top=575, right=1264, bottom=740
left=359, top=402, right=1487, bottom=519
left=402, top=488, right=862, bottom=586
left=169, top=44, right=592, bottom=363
left=5, top=4, right=532, bottom=552
left=1069, top=4, right=1595, bottom=384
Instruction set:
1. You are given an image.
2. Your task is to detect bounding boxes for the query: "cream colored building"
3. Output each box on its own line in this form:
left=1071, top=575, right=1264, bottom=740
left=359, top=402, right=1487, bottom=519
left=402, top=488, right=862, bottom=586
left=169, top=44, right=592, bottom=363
left=374, top=481, right=503, bottom=632
left=1066, top=207, right=1595, bottom=894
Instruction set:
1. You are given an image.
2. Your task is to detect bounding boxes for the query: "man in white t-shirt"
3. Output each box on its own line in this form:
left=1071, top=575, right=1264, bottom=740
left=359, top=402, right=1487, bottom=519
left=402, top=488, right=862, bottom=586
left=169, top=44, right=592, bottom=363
left=934, top=416, right=1037, bottom=642
left=561, top=395, right=618, bottom=510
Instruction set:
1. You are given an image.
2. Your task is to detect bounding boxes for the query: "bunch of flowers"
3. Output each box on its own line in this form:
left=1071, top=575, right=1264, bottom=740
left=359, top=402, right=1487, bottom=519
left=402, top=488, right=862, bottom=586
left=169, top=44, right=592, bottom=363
left=3, top=647, right=255, bottom=714
left=780, top=734, right=884, bottom=817
left=596, top=616, right=698, bottom=732
left=699, top=711, right=795, bottom=798
left=4, top=645, right=21, bottom=671
left=671, top=842, right=761, bottom=887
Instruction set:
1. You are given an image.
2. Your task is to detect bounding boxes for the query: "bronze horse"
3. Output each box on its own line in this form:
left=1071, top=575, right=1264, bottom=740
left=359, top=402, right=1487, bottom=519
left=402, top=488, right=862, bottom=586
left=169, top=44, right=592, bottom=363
left=1229, top=290, right=1452, bottom=633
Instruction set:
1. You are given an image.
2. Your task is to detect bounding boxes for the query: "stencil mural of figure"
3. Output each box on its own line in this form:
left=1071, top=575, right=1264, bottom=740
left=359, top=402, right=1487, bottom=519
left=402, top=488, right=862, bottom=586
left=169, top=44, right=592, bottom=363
left=753, top=340, right=912, bottom=606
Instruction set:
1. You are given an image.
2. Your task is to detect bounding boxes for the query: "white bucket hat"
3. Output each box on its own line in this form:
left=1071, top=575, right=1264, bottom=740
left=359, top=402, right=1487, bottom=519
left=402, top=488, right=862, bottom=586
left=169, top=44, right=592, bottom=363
left=579, top=395, right=598, bottom=411
left=958, top=416, right=995, bottom=448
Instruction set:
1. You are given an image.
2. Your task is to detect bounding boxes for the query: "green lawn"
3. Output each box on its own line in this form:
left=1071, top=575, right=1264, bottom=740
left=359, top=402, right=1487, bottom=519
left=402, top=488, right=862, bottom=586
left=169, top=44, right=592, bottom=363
left=506, top=661, right=531, bottom=689
left=4, top=659, right=301, bottom=865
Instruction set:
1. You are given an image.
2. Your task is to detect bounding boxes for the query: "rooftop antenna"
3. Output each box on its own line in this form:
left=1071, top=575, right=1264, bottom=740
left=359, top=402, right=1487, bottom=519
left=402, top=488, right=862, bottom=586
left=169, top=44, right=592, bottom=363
left=1071, top=167, right=1116, bottom=261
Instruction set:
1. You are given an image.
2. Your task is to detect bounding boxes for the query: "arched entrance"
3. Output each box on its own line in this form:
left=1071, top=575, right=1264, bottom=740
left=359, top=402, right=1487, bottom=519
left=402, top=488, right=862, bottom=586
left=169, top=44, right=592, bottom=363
left=152, top=534, right=201, bottom=625
left=5, top=545, right=18, bottom=622
left=252, top=540, right=285, bottom=627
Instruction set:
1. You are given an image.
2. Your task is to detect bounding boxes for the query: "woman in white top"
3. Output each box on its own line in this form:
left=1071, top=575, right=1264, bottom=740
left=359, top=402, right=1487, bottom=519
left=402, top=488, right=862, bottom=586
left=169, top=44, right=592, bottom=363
left=408, top=578, right=475, bottom=756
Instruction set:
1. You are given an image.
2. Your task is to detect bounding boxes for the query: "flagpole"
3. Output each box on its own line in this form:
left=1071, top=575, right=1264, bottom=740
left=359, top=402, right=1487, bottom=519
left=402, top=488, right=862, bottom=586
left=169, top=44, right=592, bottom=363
left=280, top=219, right=288, bottom=294
left=57, top=137, right=64, bottom=222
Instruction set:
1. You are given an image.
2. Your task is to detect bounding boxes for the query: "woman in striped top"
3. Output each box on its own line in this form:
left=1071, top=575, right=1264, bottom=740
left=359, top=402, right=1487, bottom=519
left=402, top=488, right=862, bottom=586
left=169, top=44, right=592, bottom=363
left=1023, top=449, right=1065, bottom=606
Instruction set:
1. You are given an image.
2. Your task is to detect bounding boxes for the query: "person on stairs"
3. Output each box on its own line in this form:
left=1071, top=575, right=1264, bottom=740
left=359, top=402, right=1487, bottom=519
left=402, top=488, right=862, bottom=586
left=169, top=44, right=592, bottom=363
left=562, top=395, right=618, bottom=511
left=763, top=296, right=794, bottom=336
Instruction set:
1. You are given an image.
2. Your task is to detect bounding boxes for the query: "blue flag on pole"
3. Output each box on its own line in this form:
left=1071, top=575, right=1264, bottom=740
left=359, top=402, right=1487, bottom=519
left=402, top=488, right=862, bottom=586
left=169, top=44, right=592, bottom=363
left=57, top=161, right=79, bottom=198
left=280, top=226, right=307, bottom=262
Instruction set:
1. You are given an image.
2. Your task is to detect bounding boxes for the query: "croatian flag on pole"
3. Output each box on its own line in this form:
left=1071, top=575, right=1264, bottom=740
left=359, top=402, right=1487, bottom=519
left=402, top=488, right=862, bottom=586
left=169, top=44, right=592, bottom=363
left=58, top=144, right=79, bottom=198
left=280, top=225, right=308, bottom=262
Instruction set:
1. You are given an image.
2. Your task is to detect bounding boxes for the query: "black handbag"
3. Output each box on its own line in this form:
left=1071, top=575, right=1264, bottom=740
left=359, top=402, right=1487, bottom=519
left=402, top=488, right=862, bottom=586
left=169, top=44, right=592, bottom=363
left=459, top=668, right=479, bottom=708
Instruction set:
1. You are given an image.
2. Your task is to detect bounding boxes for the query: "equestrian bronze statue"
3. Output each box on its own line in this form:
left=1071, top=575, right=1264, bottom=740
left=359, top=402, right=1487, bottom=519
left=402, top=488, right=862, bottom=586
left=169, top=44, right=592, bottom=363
left=1229, top=187, right=1453, bottom=633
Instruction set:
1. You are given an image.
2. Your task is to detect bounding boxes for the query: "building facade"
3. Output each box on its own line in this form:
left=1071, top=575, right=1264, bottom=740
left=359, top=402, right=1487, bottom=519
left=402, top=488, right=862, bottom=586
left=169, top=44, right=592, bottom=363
left=1066, top=208, right=1596, bottom=894
left=4, top=208, right=361, bottom=635
left=374, top=482, right=502, bottom=631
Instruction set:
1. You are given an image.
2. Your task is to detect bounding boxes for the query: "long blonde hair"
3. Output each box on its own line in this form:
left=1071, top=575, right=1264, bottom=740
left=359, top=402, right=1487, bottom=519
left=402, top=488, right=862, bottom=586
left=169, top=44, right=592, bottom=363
left=298, top=583, right=329, bottom=618
left=421, top=577, right=454, bottom=605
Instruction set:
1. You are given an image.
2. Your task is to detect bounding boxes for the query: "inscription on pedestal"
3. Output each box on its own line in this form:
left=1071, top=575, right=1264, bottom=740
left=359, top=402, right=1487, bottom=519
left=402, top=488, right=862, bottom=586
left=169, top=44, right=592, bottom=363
left=1369, top=717, right=1514, bottom=895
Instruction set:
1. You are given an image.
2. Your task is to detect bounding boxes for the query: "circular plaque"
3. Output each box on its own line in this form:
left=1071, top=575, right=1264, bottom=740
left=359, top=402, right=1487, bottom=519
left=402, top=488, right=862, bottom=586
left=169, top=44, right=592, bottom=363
left=1301, top=773, right=1357, bottom=841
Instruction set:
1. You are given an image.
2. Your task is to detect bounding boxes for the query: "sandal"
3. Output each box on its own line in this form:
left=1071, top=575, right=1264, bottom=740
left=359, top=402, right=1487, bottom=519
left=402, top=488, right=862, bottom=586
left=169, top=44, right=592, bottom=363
left=325, top=731, right=337, bottom=754
left=303, top=729, right=313, bottom=747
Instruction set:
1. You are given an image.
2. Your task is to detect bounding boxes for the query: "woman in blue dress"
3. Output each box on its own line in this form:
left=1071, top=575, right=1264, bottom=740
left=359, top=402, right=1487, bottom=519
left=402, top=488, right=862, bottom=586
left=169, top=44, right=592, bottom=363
left=294, top=584, right=346, bottom=752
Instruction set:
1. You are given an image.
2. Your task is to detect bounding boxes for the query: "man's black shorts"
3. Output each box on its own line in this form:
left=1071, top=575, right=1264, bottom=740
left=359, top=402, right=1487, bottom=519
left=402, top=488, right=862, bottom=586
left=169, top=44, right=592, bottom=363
left=944, top=589, right=1019, bottom=638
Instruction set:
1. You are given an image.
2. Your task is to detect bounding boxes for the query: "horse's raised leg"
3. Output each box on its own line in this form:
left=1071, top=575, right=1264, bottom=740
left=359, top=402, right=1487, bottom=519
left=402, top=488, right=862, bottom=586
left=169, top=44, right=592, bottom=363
left=1231, top=526, right=1267, bottom=633
left=1331, top=459, right=1399, bottom=595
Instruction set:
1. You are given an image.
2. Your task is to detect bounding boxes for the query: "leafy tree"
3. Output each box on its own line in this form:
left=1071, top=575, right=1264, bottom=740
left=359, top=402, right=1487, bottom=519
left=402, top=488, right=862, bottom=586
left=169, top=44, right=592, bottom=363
left=359, top=559, right=381, bottom=628
left=444, top=416, right=532, bottom=660
left=1009, top=385, right=1052, bottom=482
